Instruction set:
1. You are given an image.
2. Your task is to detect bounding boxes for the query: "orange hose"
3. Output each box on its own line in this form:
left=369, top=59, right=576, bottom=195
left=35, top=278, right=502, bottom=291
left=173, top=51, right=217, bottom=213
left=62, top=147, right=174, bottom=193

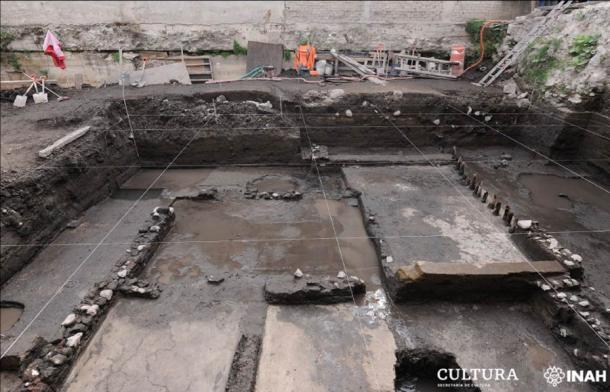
left=464, top=20, right=509, bottom=73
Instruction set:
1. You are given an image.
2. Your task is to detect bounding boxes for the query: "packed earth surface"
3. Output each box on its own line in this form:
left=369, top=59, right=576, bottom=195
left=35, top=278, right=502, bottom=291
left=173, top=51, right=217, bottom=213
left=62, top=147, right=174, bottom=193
left=1, top=77, right=609, bottom=392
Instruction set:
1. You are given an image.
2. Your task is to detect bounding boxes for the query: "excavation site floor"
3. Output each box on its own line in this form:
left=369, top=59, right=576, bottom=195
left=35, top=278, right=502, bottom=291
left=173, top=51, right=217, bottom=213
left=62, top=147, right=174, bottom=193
left=56, top=166, right=581, bottom=392
left=1, top=79, right=609, bottom=391
left=63, top=167, right=391, bottom=392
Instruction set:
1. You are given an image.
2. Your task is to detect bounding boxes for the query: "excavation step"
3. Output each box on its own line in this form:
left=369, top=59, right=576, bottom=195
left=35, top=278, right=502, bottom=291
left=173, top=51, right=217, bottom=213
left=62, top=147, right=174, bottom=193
left=328, top=152, right=453, bottom=165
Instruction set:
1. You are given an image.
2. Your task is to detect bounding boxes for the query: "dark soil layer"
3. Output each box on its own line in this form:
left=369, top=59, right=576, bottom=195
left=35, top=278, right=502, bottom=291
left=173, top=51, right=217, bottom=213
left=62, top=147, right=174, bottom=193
left=111, top=93, right=302, bottom=165
left=0, top=129, right=137, bottom=285
left=2, top=86, right=605, bottom=286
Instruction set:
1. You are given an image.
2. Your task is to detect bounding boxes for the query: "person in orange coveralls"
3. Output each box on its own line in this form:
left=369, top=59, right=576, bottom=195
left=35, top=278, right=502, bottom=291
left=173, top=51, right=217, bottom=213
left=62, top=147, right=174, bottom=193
left=294, top=40, right=317, bottom=77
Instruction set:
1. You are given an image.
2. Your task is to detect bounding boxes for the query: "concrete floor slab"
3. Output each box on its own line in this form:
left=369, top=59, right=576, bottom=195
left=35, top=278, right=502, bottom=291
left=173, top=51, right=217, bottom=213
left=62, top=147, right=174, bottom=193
left=120, top=167, right=377, bottom=282
left=166, top=198, right=380, bottom=289
left=256, top=304, right=396, bottom=392
left=63, top=296, right=245, bottom=392
left=343, top=165, right=524, bottom=274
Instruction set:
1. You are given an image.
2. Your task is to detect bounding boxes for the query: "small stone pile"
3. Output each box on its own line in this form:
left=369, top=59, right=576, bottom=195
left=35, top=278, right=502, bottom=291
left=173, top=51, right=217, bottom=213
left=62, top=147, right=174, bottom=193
left=305, top=144, right=329, bottom=162
left=118, top=278, right=162, bottom=299
left=244, top=190, right=303, bottom=201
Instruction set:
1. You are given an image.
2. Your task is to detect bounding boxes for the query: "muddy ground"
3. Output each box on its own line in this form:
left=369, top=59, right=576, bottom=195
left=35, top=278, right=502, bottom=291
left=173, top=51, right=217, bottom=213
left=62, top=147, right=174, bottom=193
left=1, top=79, right=609, bottom=391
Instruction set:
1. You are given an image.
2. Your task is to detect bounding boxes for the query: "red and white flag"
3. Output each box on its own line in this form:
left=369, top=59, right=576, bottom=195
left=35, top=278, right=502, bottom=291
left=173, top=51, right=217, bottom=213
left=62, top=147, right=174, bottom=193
left=43, top=30, right=65, bottom=69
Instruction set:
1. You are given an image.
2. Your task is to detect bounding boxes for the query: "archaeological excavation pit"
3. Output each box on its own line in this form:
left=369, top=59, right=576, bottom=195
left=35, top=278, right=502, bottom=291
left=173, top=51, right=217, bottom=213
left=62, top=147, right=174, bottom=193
left=1, top=70, right=609, bottom=391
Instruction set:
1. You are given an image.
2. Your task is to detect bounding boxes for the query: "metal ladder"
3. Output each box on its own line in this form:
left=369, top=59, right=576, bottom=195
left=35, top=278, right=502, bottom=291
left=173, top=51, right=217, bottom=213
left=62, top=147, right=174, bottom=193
left=476, top=0, right=573, bottom=87
left=393, top=53, right=459, bottom=79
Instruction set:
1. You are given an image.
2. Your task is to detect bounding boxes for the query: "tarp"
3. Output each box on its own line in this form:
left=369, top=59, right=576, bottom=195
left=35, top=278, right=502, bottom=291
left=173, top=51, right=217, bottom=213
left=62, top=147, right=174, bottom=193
left=43, top=30, right=65, bottom=69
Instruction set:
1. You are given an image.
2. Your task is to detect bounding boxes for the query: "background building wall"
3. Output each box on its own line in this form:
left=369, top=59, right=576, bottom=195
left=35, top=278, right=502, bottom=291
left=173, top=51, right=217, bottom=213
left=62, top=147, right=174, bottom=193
left=0, top=1, right=534, bottom=87
left=1, top=1, right=533, bottom=52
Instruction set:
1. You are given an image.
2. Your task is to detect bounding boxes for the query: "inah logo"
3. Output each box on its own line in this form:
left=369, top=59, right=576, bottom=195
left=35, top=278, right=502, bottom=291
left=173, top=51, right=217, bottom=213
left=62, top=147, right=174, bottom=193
left=543, top=365, right=607, bottom=386
left=544, top=366, right=566, bottom=387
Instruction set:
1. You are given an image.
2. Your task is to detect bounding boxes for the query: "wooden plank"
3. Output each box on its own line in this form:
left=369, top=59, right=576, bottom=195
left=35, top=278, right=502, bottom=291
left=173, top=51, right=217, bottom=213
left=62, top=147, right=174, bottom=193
left=38, top=126, right=90, bottom=158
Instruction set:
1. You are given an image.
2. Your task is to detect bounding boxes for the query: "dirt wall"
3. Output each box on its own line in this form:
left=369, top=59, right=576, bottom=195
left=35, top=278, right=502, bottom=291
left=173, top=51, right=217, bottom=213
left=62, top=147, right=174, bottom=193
left=0, top=130, right=137, bottom=285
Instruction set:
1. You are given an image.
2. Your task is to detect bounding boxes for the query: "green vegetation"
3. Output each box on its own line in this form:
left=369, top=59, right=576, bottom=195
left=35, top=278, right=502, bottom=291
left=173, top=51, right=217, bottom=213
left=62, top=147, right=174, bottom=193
left=204, top=49, right=234, bottom=58
left=568, top=34, right=599, bottom=68
left=232, top=40, right=247, bottom=56
left=194, top=41, right=248, bottom=57
left=283, top=49, right=292, bottom=61
left=0, top=30, right=15, bottom=51
left=465, top=19, right=507, bottom=60
left=521, top=38, right=562, bottom=87
left=111, top=51, right=121, bottom=63
left=7, top=53, right=22, bottom=71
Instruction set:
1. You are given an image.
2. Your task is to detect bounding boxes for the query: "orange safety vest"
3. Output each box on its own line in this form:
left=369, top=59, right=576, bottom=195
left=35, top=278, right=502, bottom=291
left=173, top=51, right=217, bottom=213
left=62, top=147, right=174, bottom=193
left=294, top=44, right=316, bottom=70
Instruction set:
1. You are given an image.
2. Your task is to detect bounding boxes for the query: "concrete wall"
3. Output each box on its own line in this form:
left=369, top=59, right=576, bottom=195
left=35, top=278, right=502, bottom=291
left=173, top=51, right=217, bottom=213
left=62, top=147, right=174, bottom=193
left=0, top=51, right=126, bottom=88
left=1, top=1, right=533, bottom=52
left=0, top=51, right=249, bottom=88
left=0, top=1, right=533, bottom=87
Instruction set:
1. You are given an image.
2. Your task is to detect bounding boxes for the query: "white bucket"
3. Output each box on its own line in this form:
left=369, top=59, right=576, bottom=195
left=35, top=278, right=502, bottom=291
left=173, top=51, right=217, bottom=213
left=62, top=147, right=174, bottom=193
left=33, top=92, right=49, bottom=104
left=315, top=60, right=327, bottom=75
left=13, top=95, right=27, bottom=107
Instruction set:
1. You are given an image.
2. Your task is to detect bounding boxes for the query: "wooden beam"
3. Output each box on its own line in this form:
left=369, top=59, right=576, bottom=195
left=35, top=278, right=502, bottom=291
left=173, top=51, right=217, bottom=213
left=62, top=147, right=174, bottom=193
left=38, top=126, right=91, bottom=158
